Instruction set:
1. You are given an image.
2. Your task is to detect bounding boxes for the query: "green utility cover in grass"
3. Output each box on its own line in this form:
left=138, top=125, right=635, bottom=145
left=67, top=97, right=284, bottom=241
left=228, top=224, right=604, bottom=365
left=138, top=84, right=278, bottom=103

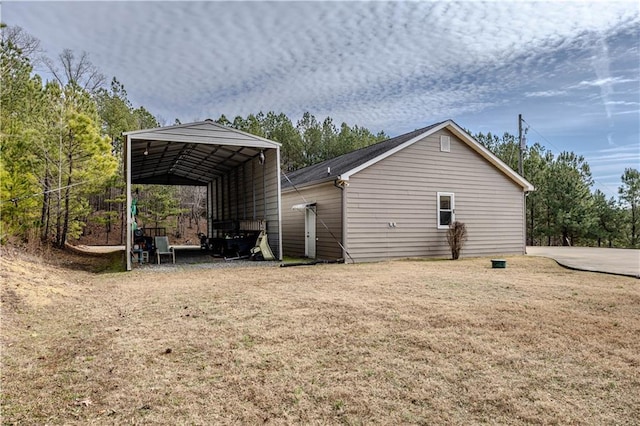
left=491, top=259, right=506, bottom=268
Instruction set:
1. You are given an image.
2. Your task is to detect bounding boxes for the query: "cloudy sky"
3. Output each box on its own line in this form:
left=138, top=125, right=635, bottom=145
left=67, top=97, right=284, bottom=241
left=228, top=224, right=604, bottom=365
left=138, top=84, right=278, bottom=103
left=4, top=1, right=639, bottom=197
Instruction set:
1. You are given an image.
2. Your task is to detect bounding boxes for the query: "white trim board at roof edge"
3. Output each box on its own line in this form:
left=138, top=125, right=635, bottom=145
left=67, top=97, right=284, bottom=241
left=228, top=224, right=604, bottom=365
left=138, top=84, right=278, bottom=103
left=124, top=120, right=281, bottom=149
left=126, top=120, right=282, bottom=185
left=338, top=120, right=535, bottom=192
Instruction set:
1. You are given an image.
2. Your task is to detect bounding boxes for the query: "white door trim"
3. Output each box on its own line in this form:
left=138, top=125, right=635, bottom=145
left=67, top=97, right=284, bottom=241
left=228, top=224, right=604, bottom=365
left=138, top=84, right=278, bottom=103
left=305, top=206, right=316, bottom=258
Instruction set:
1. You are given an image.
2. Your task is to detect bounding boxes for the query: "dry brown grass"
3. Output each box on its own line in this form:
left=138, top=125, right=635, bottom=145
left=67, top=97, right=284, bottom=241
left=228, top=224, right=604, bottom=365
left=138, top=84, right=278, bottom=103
left=1, top=250, right=639, bottom=425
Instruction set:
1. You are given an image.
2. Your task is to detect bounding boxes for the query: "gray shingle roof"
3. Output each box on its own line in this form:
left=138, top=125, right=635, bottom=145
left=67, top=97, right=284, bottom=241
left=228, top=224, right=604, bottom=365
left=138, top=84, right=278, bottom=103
left=281, top=121, right=445, bottom=189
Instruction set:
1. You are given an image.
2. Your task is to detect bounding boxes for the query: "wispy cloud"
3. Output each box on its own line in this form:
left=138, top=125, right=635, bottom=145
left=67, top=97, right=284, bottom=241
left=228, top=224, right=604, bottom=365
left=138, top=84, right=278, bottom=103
left=7, top=1, right=638, bottom=126
left=574, top=76, right=635, bottom=88
left=590, top=144, right=640, bottom=155
left=605, top=101, right=640, bottom=106
left=525, top=90, right=567, bottom=98
left=612, top=109, right=640, bottom=116
left=4, top=0, right=639, bottom=180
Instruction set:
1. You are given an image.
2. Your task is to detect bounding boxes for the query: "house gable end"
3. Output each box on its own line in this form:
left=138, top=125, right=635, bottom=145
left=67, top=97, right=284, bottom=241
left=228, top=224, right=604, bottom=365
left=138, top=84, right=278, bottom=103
left=340, top=121, right=451, bottom=180
left=341, top=120, right=533, bottom=192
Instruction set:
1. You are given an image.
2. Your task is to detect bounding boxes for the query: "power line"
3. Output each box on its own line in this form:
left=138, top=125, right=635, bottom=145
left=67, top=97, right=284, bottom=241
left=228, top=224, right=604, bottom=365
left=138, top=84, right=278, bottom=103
left=521, top=118, right=563, bottom=154
left=520, top=118, right=619, bottom=197
left=2, top=181, right=89, bottom=205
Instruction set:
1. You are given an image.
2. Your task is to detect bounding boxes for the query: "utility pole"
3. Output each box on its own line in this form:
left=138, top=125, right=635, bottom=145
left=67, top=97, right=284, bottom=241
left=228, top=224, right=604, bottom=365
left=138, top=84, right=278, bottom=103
left=518, top=114, right=524, bottom=177
left=518, top=114, right=528, bottom=250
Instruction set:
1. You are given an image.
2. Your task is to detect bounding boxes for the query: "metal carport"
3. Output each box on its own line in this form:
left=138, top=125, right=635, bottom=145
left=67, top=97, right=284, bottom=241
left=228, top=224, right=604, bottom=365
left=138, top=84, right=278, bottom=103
left=124, top=119, right=282, bottom=271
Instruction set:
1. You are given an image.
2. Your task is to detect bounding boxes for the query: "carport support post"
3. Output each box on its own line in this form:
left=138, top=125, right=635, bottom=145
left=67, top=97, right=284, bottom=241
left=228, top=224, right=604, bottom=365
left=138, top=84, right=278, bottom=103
left=125, top=134, right=132, bottom=271
left=207, top=180, right=214, bottom=238
left=276, top=147, right=283, bottom=260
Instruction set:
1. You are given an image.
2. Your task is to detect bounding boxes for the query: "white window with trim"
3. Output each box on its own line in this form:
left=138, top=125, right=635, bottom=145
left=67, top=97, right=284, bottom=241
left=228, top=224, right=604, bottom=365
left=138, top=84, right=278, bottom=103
left=437, top=192, right=455, bottom=229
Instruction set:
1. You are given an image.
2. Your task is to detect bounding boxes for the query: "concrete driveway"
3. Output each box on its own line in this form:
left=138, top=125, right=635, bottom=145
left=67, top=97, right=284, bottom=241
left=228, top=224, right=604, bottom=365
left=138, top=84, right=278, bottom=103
left=527, top=246, right=640, bottom=278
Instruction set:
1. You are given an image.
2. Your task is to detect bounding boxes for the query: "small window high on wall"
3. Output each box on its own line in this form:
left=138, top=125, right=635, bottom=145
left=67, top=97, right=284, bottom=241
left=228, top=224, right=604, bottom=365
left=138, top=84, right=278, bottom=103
left=437, top=192, right=455, bottom=229
left=440, top=135, right=450, bottom=152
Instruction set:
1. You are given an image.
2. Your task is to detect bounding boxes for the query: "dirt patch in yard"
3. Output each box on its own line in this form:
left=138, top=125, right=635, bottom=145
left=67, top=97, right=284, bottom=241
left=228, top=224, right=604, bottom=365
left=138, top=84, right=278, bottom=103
left=1, top=249, right=639, bottom=424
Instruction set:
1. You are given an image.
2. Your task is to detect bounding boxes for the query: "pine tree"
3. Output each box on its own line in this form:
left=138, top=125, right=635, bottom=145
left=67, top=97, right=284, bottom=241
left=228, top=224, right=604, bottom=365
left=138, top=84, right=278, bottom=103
left=619, top=168, right=640, bottom=247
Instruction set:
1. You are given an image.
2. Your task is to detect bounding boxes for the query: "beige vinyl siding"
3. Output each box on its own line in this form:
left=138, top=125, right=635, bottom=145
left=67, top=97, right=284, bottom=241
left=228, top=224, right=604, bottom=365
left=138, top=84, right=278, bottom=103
left=281, top=189, right=305, bottom=257
left=281, top=182, right=343, bottom=259
left=209, top=149, right=280, bottom=257
left=345, top=128, right=524, bottom=262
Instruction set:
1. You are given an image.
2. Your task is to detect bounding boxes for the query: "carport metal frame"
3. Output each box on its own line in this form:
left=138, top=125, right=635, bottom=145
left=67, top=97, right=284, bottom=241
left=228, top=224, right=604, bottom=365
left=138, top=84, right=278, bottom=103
left=124, top=120, right=282, bottom=271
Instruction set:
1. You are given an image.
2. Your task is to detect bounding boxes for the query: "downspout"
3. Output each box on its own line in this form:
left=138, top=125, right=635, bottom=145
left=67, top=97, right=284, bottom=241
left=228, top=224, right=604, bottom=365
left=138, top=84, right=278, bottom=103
left=125, top=135, right=132, bottom=271
left=334, top=177, right=348, bottom=262
left=263, top=151, right=267, bottom=219
left=276, top=147, right=283, bottom=260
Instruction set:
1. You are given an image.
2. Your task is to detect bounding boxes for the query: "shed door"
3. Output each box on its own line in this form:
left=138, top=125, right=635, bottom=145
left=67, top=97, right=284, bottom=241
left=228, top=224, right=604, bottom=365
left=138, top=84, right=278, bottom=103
left=305, top=206, right=316, bottom=258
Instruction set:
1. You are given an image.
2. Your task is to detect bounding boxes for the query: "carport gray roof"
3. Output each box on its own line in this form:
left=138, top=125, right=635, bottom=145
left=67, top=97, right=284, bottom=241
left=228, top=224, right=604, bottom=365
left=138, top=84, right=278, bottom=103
left=125, top=120, right=280, bottom=186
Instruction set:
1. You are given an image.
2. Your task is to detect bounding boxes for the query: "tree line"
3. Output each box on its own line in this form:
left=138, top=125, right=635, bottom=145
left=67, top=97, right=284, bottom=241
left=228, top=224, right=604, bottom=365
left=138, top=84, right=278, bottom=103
left=475, top=132, right=638, bottom=248
left=213, top=111, right=387, bottom=172
left=1, top=24, right=638, bottom=249
left=0, top=25, right=388, bottom=246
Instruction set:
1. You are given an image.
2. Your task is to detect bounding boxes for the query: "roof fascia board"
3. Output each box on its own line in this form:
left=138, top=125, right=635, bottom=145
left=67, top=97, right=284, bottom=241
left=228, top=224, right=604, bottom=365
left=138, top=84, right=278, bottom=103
left=123, top=120, right=211, bottom=136
left=209, top=121, right=283, bottom=147
left=281, top=176, right=336, bottom=193
left=124, top=120, right=281, bottom=147
left=127, top=133, right=277, bottom=148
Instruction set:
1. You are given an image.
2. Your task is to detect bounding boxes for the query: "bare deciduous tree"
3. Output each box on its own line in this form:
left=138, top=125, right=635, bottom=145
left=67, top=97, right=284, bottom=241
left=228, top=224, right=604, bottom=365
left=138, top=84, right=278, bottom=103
left=43, top=49, right=105, bottom=93
left=1, top=25, right=42, bottom=61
